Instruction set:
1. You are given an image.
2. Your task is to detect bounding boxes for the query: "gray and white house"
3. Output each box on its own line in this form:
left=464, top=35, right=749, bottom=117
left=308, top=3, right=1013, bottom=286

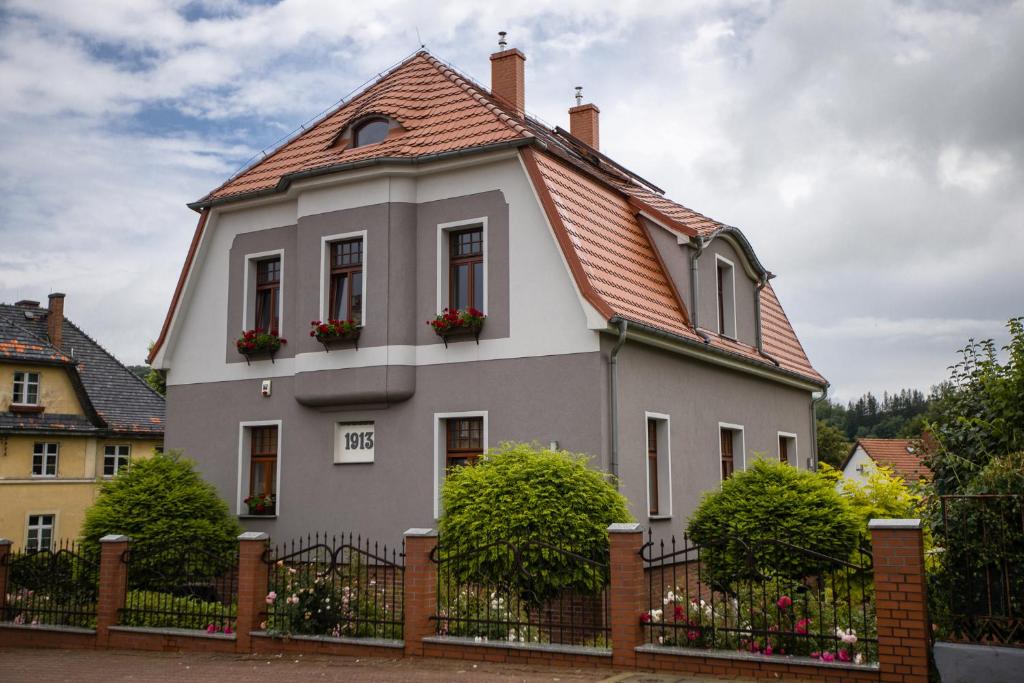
left=150, top=42, right=827, bottom=544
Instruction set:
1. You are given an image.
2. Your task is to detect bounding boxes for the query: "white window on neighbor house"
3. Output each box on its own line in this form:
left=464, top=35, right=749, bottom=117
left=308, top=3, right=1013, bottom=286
left=718, top=423, right=744, bottom=481
left=778, top=432, right=797, bottom=466
left=715, top=255, right=736, bottom=339
left=26, top=514, right=55, bottom=552
left=437, top=218, right=487, bottom=314
left=433, top=411, right=487, bottom=519
left=645, top=413, right=673, bottom=518
left=103, top=444, right=131, bottom=477
left=13, top=371, right=40, bottom=405
left=32, top=442, right=58, bottom=477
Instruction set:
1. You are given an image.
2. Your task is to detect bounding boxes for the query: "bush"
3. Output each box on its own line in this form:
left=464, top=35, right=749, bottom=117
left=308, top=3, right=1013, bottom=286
left=687, top=459, right=859, bottom=585
left=120, top=590, right=236, bottom=631
left=818, top=462, right=922, bottom=539
left=439, top=442, right=630, bottom=602
left=81, top=451, right=240, bottom=565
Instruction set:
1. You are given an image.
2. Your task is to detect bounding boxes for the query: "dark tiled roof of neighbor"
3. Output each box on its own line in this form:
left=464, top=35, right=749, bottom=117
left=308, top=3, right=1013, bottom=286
left=0, top=412, right=99, bottom=434
left=0, top=304, right=164, bottom=437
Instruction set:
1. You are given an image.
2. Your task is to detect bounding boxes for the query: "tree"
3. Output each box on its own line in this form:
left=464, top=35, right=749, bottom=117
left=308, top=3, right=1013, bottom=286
left=816, top=420, right=851, bottom=468
left=818, top=462, right=921, bottom=539
left=439, top=442, right=631, bottom=602
left=81, top=451, right=240, bottom=563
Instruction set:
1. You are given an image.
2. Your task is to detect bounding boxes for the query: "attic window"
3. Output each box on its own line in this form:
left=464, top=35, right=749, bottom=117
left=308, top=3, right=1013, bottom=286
left=352, top=118, right=389, bottom=147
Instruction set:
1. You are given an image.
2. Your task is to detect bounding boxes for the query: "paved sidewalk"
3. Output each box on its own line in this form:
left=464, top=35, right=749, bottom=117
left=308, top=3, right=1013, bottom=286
left=0, top=648, right=745, bottom=683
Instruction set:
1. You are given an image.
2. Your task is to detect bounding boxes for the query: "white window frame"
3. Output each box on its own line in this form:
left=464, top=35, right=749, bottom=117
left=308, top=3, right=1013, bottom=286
left=12, top=371, right=40, bottom=406
left=26, top=512, right=56, bottom=552
left=319, top=230, right=368, bottom=326
left=644, top=411, right=673, bottom=520
left=433, top=410, right=488, bottom=519
left=715, top=254, right=737, bottom=339
left=242, top=249, right=285, bottom=332
left=236, top=420, right=283, bottom=517
left=777, top=431, right=798, bottom=466
left=32, top=442, right=59, bottom=478
left=718, top=422, right=745, bottom=481
left=436, top=217, right=488, bottom=314
left=103, top=444, right=131, bottom=477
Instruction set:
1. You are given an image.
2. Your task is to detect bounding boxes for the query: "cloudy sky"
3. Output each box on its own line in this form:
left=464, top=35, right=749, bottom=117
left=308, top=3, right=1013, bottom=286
left=1, top=0, right=1021, bottom=401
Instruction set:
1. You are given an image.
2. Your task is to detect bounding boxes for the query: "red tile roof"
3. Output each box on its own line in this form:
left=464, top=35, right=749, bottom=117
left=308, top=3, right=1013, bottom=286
left=154, top=50, right=826, bottom=388
left=855, top=438, right=932, bottom=482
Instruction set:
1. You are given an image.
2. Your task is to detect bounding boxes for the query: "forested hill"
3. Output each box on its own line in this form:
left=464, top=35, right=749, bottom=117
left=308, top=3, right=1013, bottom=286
left=817, top=388, right=933, bottom=441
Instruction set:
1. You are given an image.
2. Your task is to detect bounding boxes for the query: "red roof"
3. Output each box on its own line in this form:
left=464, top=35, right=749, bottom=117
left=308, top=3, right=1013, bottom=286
left=152, top=50, right=826, bottom=387
left=854, top=438, right=932, bottom=482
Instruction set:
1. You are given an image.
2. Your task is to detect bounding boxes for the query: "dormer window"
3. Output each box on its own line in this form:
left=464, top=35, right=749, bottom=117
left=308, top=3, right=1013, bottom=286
left=352, top=117, right=389, bottom=147
left=716, top=255, right=736, bottom=339
left=13, top=371, right=40, bottom=406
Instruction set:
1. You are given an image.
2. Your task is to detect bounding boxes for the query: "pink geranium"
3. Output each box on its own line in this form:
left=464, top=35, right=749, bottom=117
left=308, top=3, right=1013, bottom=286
left=776, top=595, right=793, bottom=609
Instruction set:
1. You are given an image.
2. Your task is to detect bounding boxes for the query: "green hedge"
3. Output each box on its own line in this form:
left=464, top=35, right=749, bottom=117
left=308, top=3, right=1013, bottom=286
left=120, top=590, right=236, bottom=631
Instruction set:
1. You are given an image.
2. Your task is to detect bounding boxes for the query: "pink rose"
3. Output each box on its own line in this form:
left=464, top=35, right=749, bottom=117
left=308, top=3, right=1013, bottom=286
left=776, top=595, right=793, bottom=609
left=821, top=652, right=835, bottom=663
left=206, top=624, right=217, bottom=634
left=266, top=591, right=277, bottom=604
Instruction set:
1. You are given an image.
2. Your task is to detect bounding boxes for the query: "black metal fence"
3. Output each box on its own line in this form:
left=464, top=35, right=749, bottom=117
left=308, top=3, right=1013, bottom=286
left=119, top=544, right=239, bottom=632
left=1, top=539, right=99, bottom=628
left=263, top=533, right=404, bottom=640
left=933, top=494, right=1023, bottom=645
left=431, top=537, right=611, bottom=648
left=641, top=531, right=876, bottom=664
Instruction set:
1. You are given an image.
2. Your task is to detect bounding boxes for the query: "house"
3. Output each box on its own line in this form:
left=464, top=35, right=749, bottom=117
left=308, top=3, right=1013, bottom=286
left=0, top=295, right=165, bottom=550
left=149, top=39, right=827, bottom=544
left=841, top=438, right=931, bottom=485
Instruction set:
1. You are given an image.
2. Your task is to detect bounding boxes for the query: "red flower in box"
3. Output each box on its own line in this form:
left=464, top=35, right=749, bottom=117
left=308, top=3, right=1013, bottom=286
left=309, top=319, right=360, bottom=347
left=235, top=329, right=286, bottom=358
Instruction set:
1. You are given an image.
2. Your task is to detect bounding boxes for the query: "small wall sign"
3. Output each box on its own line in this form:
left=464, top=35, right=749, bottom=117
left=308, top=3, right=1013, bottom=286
left=334, top=422, right=374, bottom=464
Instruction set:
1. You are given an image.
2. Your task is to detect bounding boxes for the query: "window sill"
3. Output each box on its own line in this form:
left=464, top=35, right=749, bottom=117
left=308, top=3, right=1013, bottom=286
left=238, top=514, right=278, bottom=520
left=31, top=475, right=57, bottom=479
left=9, top=404, right=45, bottom=414
left=647, top=514, right=673, bottom=521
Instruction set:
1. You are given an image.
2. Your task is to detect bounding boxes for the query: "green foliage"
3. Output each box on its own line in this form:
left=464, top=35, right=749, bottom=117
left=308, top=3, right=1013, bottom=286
left=818, top=462, right=922, bottom=539
left=439, top=442, right=630, bottom=602
left=815, top=420, right=851, bottom=468
left=816, top=388, right=933, bottom=441
left=924, top=317, right=1024, bottom=495
left=81, top=450, right=240, bottom=563
left=687, top=460, right=859, bottom=584
left=120, top=590, right=236, bottom=630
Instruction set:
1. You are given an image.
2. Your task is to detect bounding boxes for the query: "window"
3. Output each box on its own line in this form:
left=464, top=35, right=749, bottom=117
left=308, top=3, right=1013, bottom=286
left=719, top=425, right=743, bottom=481
left=716, top=256, right=736, bottom=338
left=645, top=414, right=672, bottom=518
left=32, top=442, right=58, bottom=477
left=778, top=433, right=797, bottom=466
left=353, top=118, right=389, bottom=147
left=13, top=371, right=39, bottom=405
left=648, top=420, right=659, bottom=515
left=329, top=238, right=363, bottom=323
left=446, top=417, right=484, bottom=469
left=248, top=426, right=278, bottom=513
left=449, top=227, right=484, bottom=311
left=103, top=444, right=130, bottom=477
left=26, top=514, right=54, bottom=552
left=254, top=257, right=281, bottom=333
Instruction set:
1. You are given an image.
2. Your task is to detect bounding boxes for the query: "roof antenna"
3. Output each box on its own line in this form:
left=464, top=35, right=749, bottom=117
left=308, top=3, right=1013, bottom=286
left=498, top=31, right=507, bottom=49
left=415, top=27, right=424, bottom=49
left=574, top=86, right=583, bottom=106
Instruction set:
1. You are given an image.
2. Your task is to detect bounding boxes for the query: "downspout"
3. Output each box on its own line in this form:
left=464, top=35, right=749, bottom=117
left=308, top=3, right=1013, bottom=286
left=609, top=317, right=628, bottom=488
left=810, top=386, right=829, bottom=471
left=755, top=274, right=781, bottom=367
left=689, top=238, right=712, bottom=344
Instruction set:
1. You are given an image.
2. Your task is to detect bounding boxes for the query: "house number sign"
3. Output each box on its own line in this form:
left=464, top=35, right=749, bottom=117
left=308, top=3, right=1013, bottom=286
left=334, top=422, right=374, bottom=464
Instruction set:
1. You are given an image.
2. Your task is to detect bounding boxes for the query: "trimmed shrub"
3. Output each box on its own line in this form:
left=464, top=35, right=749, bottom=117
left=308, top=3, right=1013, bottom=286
left=687, top=459, right=859, bottom=585
left=439, top=441, right=631, bottom=602
left=819, top=462, right=922, bottom=539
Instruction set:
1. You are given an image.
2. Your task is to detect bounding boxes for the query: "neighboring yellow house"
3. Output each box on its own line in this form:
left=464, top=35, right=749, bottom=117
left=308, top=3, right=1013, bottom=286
left=0, top=294, right=164, bottom=550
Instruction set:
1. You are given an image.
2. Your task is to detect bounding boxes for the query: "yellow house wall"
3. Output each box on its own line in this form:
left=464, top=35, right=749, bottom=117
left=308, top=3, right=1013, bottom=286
left=0, top=363, right=85, bottom=415
left=0, top=435, right=162, bottom=549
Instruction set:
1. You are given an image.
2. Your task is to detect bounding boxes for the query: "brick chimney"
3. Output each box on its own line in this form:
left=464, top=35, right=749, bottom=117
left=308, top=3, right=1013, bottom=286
left=569, top=86, right=600, bottom=150
left=47, top=292, right=65, bottom=350
left=490, top=31, right=526, bottom=115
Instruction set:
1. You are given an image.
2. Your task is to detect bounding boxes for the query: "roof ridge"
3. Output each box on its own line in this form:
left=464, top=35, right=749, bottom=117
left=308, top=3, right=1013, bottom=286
left=0, top=304, right=72, bottom=363
left=61, top=316, right=166, bottom=401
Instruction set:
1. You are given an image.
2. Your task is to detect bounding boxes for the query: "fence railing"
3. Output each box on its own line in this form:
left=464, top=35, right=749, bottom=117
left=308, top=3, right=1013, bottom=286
left=641, top=531, right=876, bottom=664
left=119, top=544, right=239, bottom=632
left=262, top=533, right=404, bottom=640
left=933, top=494, right=1023, bottom=645
left=431, top=537, right=611, bottom=648
left=1, top=539, right=99, bottom=628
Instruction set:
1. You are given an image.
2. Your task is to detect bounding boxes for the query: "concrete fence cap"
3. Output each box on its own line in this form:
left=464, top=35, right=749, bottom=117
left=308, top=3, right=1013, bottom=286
left=404, top=528, right=438, bottom=537
left=607, top=522, right=642, bottom=533
left=238, top=531, right=269, bottom=541
left=868, top=518, right=922, bottom=530
left=99, top=534, right=131, bottom=543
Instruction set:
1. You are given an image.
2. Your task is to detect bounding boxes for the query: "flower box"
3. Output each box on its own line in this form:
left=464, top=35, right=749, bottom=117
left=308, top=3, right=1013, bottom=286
left=428, top=307, right=486, bottom=348
left=236, top=330, right=287, bottom=365
left=244, top=493, right=276, bottom=516
left=309, top=319, right=361, bottom=351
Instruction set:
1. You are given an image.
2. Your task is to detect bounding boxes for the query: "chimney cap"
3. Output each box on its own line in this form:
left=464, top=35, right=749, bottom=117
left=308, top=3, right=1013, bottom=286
left=575, top=86, right=583, bottom=106
left=48, top=292, right=66, bottom=300
left=15, top=299, right=40, bottom=308
left=498, top=31, right=507, bottom=49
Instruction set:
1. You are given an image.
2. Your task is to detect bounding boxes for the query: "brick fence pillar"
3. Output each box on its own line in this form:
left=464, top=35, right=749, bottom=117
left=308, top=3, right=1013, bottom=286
left=235, top=531, right=270, bottom=654
left=608, top=522, right=645, bottom=668
left=870, top=519, right=930, bottom=683
left=0, top=539, right=11, bottom=615
left=96, top=534, right=130, bottom=646
left=403, top=528, right=438, bottom=657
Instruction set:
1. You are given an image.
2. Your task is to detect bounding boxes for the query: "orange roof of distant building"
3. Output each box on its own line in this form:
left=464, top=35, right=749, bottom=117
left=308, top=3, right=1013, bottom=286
left=851, top=438, right=932, bottom=482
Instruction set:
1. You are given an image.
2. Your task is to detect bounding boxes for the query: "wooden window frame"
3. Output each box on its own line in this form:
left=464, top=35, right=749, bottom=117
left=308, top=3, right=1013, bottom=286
left=248, top=425, right=278, bottom=500
left=32, top=442, right=58, bottom=478
left=12, top=371, right=40, bottom=406
left=26, top=514, right=55, bottom=552
left=778, top=432, right=797, bottom=466
left=328, top=238, right=364, bottom=323
left=352, top=117, right=390, bottom=147
left=254, top=256, right=281, bottom=334
left=448, top=227, right=484, bottom=311
left=715, top=255, right=736, bottom=339
left=103, top=444, right=131, bottom=477
left=647, top=419, right=660, bottom=516
left=433, top=411, right=487, bottom=519
left=718, top=423, right=744, bottom=482
left=445, top=416, right=484, bottom=470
